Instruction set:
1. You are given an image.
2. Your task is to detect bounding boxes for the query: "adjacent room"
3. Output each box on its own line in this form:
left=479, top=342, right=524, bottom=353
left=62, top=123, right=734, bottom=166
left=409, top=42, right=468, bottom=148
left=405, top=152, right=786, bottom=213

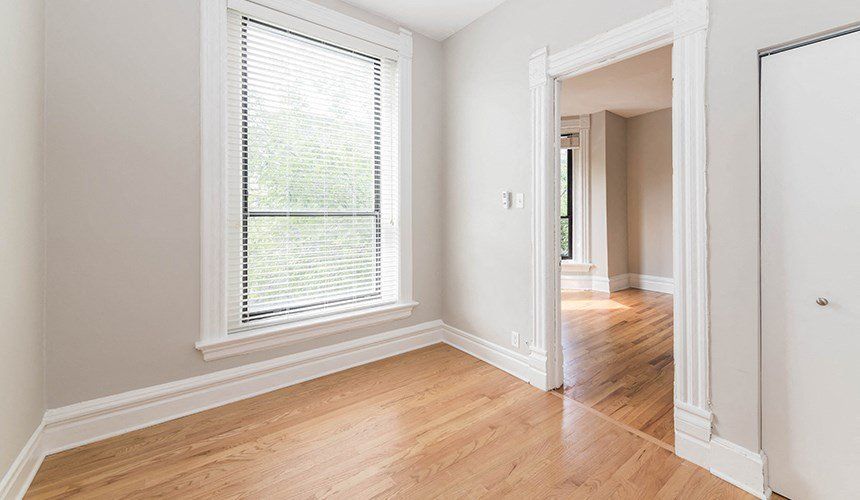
left=556, top=46, right=676, bottom=447
left=2, top=0, right=859, bottom=498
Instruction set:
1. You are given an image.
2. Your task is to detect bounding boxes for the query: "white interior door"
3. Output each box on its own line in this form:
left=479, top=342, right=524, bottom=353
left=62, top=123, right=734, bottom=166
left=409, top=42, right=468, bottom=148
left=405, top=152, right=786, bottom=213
left=762, top=29, right=860, bottom=499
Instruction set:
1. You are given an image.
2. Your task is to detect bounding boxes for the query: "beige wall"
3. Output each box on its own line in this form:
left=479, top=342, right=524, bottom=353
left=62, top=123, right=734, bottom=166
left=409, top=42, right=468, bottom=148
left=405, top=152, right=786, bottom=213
left=587, top=110, right=628, bottom=279
left=627, top=108, right=672, bottom=278
left=604, top=111, right=629, bottom=278
left=443, top=0, right=860, bottom=452
left=44, top=0, right=444, bottom=407
left=0, top=0, right=46, bottom=475
left=587, top=112, right=609, bottom=278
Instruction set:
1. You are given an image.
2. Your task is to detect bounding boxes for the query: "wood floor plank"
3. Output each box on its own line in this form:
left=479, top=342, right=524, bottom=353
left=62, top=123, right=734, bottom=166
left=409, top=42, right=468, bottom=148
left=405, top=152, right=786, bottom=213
left=560, top=288, right=676, bottom=446
left=26, top=343, right=751, bottom=499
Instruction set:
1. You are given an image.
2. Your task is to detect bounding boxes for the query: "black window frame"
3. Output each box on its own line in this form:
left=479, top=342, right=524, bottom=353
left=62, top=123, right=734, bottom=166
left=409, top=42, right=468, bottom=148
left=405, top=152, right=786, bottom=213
left=560, top=139, right=574, bottom=260
left=239, top=17, right=383, bottom=324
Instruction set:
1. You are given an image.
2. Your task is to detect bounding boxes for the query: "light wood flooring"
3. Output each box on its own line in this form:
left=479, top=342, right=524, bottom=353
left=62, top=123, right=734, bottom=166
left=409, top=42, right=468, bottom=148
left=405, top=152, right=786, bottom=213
left=559, top=289, right=675, bottom=447
left=26, top=343, right=751, bottom=498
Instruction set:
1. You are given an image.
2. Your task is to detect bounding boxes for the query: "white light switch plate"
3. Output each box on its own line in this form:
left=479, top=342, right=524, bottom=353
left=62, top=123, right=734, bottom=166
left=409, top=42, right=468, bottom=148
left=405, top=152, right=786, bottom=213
left=515, top=193, right=524, bottom=208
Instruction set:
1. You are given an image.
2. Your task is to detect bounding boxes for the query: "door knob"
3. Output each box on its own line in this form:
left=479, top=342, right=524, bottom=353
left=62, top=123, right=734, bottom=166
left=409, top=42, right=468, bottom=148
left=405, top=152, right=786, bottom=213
left=816, top=297, right=829, bottom=306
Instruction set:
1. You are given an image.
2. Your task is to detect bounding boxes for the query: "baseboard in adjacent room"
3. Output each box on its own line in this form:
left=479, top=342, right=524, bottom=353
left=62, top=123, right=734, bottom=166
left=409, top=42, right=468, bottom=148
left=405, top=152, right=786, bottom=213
left=0, top=422, right=45, bottom=500
left=561, top=272, right=674, bottom=294
left=628, top=273, right=675, bottom=294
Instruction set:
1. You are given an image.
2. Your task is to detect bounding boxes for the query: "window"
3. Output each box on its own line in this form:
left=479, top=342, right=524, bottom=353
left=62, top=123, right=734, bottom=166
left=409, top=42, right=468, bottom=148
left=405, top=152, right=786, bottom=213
left=560, top=144, right=573, bottom=259
left=226, top=12, right=401, bottom=332
left=558, top=120, right=590, bottom=266
left=199, top=0, right=414, bottom=358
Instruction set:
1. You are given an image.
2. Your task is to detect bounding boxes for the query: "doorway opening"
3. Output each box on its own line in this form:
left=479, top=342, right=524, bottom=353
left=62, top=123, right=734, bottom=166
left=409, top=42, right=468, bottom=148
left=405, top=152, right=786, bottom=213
left=555, top=46, right=676, bottom=447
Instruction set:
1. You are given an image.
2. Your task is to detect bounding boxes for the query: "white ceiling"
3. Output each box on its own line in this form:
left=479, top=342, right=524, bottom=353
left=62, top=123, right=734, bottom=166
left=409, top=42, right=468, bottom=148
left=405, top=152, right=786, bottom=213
left=560, top=46, right=672, bottom=118
left=340, top=0, right=508, bottom=41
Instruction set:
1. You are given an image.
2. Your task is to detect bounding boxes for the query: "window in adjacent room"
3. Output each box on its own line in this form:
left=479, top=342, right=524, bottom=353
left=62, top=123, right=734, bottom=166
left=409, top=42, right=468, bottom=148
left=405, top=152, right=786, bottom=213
left=560, top=134, right=577, bottom=260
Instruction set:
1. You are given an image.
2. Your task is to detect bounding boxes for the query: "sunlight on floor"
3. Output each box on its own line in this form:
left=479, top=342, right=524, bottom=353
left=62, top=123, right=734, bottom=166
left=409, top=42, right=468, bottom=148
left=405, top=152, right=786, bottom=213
left=562, top=294, right=631, bottom=311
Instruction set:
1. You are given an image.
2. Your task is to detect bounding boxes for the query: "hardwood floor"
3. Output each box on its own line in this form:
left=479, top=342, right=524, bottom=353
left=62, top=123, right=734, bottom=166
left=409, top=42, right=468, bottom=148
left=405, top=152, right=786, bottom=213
left=26, top=344, right=751, bottom=499
left=559, top=288, right=675, bottom=447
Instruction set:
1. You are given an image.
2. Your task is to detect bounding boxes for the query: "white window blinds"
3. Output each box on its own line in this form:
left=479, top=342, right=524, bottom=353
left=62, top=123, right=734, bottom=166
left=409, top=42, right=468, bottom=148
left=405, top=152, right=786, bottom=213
left=225, top=9, right=400, bottom=333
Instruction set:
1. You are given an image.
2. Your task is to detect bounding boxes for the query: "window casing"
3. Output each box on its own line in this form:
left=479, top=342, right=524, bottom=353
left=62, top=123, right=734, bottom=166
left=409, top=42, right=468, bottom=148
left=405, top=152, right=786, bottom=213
left=198, top=0, right=414, bottom=359
left=560, top=145, right=573, bottom=259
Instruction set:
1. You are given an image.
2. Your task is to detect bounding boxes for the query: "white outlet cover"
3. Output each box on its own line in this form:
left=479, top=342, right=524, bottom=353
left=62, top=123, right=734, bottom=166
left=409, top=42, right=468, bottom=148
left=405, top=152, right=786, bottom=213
left=511, top=331, right=520, bottom=347
left=515, top=193, right=524, bottom=208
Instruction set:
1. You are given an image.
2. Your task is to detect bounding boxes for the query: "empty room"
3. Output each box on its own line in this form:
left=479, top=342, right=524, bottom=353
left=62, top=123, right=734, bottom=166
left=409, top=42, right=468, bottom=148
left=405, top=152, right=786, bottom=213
left=2, top=0, right=859, bottom=498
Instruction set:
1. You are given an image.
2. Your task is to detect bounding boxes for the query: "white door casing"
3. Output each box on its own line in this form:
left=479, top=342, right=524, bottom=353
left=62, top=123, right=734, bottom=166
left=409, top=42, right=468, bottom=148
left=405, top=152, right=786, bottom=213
left=761, top=27, right=860, bottom=499
left=528, top=0, right=711, bottom=465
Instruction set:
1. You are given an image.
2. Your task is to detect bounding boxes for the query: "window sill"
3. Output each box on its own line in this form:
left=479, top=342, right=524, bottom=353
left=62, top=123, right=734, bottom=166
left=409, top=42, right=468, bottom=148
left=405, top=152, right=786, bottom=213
left=561, top=261, right=595, bottom=273
left=196, top=300, right=419, bottom=361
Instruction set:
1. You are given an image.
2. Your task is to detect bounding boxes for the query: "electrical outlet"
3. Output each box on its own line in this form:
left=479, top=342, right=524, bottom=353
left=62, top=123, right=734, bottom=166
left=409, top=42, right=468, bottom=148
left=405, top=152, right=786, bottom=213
left=515, top=193, right=524, bottom=209
left=511, top=331, right=520, bottom=348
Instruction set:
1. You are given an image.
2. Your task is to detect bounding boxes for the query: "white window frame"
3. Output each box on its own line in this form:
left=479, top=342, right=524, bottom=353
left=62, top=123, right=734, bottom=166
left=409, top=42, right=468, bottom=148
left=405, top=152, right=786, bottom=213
left=197, top=0, right=415, bottom=361
left=559, top=115, right=591, bottom=266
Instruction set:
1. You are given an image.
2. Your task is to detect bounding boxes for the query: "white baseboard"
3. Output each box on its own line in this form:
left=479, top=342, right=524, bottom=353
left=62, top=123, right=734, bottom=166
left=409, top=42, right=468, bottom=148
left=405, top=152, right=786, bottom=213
left=561, top=272, right=674, bottom=295
left=0, top=422, right=46, bottom=500
left=40, top=320, right=445, bottom=455
left=441, top=324, right=532, bottom=384
left=560, top=274, right=596, bottom=290
left=628, top=273, right=674, bottom=294
left=674, top=403, right=766, bottom=498
left=674, top=403, right=712, bottom=468
left=4, top=318, right=759, bottom=499
left=710, top=437, right=766, bottom=498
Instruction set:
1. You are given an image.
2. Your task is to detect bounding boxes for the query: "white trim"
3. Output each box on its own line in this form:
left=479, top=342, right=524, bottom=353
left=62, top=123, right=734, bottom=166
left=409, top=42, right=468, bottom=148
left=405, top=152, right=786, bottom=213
left=560, top=261, right=594, bottom=273
left=710, top=437, right=767, bottom=498
left=674, top=402, right=712, bottom=468
left=40, top=320, right=444, bottom=455
left=200, top=0, right=228, bottom=344
left=34, top=320, right=535, bottom=461
left=560, top=272, right=674, bottom=294
left=441, top=324, right=532, bottom=383
left=628, top=273, right=675, bottom=294
left=195, top=301, right=418, bottom=360
left=241, top=0, right=400, bottom=51
left=560, top=115, right=591, bottom=263
left=0, top=422, right=45, bottom=500
left=199, top=0, right=414, bottom=356
left=529, top=0, right=711, bottom=469
left=560, top=274, right=597, bottom=291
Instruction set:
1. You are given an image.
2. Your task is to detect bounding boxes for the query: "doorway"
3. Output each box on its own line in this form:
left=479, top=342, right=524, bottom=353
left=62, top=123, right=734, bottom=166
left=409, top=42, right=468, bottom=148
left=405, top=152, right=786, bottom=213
left=527, top=1, right=710, bottom=467
left=555, top=46, right=676, bottom=447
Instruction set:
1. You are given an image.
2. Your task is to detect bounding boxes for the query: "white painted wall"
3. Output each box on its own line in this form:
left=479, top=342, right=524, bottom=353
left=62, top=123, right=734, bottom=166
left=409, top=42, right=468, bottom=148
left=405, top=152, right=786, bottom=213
left=44, top=0, right=444, bottom=407
left=443, top=0, right=860, bottom=452
left=0, top=0, right=46, bottom=475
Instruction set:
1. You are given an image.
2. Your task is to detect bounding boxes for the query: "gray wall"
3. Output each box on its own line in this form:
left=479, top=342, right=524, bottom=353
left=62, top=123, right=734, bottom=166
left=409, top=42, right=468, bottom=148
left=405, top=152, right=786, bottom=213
left=44, top=0, right=444, bottom=407
left=627, top=108, right=672, bottom=278
left=442, top=0, right=860, bottom=452
left=0, top=0, right=46, bottom=474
